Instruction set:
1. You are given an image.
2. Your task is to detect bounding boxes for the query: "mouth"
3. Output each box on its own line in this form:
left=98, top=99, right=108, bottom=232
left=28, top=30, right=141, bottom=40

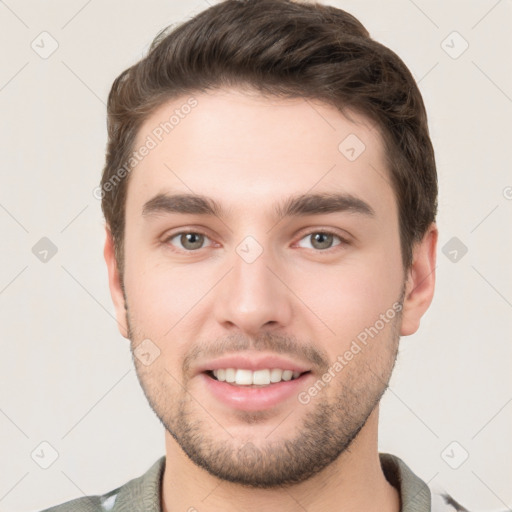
left=205, top=368, right=311, bottom=387
left=195, top=353, right=314, bottom=411
left=200, top=367, right=314, bottom=412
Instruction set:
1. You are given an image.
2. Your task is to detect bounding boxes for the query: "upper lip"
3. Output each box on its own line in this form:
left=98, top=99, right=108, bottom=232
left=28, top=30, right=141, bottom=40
left=194, top=353, right=312, bottom=376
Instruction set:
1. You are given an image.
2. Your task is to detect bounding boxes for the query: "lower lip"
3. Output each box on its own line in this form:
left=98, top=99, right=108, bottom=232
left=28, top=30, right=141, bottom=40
left=200, top=372, right=312, bottom=411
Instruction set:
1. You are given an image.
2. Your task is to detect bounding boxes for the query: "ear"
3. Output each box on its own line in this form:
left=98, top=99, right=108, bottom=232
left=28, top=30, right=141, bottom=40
left=104, top=226, right=129, bottom=339
left=400, top=223, right=438, bottom=336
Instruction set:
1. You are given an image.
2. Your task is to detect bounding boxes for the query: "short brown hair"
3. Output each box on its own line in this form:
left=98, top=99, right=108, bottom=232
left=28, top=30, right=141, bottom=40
left=101, top=0, right=437, bottom=276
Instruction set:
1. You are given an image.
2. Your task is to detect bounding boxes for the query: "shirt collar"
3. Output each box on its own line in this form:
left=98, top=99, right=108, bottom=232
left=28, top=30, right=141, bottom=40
left=110, top=453, right=431, bottom=512
left=380, top=452, right=431, bottom=511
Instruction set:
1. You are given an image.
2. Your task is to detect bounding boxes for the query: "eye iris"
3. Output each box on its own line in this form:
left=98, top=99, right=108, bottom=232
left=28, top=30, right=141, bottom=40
left=311, top=232, right=333, bottom=250
left=181, top=233, right=204, bottom=250
left=175, top=233, right=337, bottom=251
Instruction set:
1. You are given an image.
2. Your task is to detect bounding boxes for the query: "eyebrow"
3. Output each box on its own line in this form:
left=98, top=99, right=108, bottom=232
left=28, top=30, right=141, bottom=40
left=142, top=192, right=375, bottom=220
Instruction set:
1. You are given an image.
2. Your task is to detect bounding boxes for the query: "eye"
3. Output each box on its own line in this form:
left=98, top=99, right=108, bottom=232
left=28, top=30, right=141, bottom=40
left=296, top=231, right=347, bottom=251
left=163, top=229, right=348, bottom=253
left=165, top=231, right=213, bottom=251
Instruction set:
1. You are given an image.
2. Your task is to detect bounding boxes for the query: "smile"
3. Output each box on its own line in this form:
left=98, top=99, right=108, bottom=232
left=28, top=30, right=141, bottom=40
left=209, top=368, right=307, bottom=386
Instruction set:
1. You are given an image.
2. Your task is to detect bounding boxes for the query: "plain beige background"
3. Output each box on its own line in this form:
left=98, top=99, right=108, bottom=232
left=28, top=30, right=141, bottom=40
left=0, top=1, right=511, bottom=511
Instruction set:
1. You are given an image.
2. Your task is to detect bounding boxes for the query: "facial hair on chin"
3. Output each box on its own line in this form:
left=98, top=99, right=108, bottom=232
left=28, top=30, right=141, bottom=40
left=126, top=291, right=403, bottom=488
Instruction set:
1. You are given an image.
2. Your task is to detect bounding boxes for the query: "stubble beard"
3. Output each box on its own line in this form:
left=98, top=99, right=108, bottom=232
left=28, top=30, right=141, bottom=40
left=127, top=295, right=403, bottom=488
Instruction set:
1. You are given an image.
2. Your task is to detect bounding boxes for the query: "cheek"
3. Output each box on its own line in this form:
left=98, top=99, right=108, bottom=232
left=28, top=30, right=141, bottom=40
left=125, top=270, right=189, bottom=332
left=294, top=249, right=402, bottom=342
left=123, top=217, right=403, bottom=346
left=124, top=267, right=195, bottom=377
left=123, top=248, right=216, bottom=342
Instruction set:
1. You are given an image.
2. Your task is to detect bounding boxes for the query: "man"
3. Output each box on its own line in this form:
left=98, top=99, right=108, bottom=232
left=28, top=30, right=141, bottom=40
left=42, top=0, right=471, bottom=510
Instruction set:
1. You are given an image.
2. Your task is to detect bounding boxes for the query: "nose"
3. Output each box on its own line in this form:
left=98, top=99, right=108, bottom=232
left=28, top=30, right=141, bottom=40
left=213, top=242, right=293, bottom=336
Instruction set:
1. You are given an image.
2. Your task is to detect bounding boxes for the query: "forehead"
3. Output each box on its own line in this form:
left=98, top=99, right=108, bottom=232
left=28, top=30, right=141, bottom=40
left=127, top=88, right=395, bottom=220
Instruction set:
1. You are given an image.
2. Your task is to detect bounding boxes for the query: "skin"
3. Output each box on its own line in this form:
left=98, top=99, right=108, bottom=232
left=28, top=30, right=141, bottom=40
left=105, top=88, right=437, bottom=512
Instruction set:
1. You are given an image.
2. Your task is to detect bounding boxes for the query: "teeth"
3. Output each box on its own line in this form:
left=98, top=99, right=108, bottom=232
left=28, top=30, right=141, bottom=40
left=252, top=369, right=270, bottom=385
left=270, top=368, right=283, bottom=383
left=282, top=370, right=293, bottom=381
left=235, top=369, right=253, bottom=385
left=211, top=368, right=304, bottom=385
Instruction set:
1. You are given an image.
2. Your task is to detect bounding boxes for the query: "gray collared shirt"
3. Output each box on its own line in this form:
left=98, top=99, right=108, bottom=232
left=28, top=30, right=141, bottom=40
left=40, top=452, right=470, bottom=512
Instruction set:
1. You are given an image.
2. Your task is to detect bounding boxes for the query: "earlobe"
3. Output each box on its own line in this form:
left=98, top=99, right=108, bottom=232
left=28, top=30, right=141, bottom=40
left=103, top=226, right=129, bottom=339
left=400, top=223, right=438, bottom=336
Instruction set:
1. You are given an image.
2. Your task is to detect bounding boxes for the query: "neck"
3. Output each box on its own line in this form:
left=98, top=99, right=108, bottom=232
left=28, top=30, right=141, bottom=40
left=160, top=407, right=400, bottom=512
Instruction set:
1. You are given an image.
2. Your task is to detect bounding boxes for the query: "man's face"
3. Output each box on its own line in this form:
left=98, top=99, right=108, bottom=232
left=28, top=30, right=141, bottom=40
left=114, top=88, right=408, bottom=487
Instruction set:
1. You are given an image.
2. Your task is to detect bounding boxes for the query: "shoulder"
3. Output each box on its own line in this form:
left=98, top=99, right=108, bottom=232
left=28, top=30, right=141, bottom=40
left=38, top=487, right=120, bottom=512
left=37, top=456, right=166, bottom=512
left=430, top=484, right=512, bottom=512
left=430, top=485, right=471, bottom=512
left=380, top=452, right=509, bottom=512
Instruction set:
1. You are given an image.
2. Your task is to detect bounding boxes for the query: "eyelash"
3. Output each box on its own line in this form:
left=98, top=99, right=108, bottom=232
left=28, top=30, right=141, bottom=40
left=162, top=229, right=350, bottom=254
